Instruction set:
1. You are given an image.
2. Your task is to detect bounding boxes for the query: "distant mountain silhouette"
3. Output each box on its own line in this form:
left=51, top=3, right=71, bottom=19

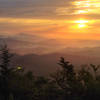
left=60, top=47, right=100, bottom=57
left=12, top=53, right=100, bottom=76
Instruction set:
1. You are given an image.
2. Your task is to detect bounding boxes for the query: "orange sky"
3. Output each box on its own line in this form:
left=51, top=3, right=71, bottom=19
left=0, top=0, right=100, bottom=53
left=0, top=0, right=100, bottom=39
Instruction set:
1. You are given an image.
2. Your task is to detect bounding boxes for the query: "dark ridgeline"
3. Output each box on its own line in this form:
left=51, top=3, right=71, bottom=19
left=0, top=46, right=100, bottom=100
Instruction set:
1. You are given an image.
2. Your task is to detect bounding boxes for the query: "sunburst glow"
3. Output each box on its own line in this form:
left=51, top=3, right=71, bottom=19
left=75, top=20, right=89, bottom=24
left=78, top=24, right=86, bottom=28
left=74, top=19, right=89, bottom=28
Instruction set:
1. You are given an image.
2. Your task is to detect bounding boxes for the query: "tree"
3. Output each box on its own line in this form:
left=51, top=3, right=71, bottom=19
left=0, top=45, right=35, bottom=100
left=78, top=64, right=100, bottom=100
left=51, top=57, right=80, bottom=100
left=0, top=45, right=14, bottom=100
left=52, top=57, right=100, bottom=100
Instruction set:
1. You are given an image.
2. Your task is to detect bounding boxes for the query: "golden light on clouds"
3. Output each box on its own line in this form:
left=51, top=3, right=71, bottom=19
left=74, top=1, right=91, bottom=8
left=73, top=0, right=100, bottom=14
left=73, top=0, right=100, bottom=8
left=0, top=18, right=55, bottom=25
left=56, top=0, right=100, bottom=15
left=0, top=17, right=97, bottom=36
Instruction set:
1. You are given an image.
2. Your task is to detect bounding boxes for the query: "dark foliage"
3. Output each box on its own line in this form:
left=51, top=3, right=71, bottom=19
left=0, top=46, right=100, bottom=100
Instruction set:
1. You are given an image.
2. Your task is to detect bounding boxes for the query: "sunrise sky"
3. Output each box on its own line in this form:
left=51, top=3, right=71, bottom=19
left=0, top=0, right=100, bottom=54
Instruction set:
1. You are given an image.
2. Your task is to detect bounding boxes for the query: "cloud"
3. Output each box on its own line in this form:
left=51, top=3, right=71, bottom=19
left=0, top=0, right=100, bottom=44
left=1, top=33, right=100, bottom=55
left=0, top=0, right=100, bottom=20
left=0, top=0, right=74, bottom=19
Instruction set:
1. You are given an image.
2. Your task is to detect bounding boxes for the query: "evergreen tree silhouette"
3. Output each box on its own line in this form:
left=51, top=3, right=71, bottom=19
left=0, top=45, right=13, bottom=100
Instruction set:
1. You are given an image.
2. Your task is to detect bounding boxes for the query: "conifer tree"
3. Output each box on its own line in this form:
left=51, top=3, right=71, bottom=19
left=0, top=45, right=13, bottom=100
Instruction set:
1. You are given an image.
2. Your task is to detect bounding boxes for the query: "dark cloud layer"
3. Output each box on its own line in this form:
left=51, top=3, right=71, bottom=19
left=0, top=0, right=73, bottom=19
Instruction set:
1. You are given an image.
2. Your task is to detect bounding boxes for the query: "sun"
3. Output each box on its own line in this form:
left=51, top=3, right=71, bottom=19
left=78, top=24, right=86, bottom=28
left=74, top=19, right=89, bottom=28
left=75, top=20, right=89, bottom=24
